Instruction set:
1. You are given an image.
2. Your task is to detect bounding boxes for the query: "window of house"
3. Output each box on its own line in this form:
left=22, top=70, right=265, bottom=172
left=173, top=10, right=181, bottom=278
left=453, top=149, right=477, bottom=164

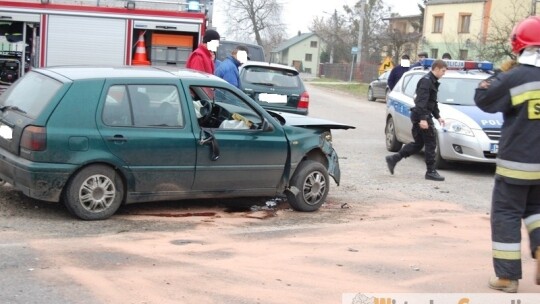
left=310, top=41, right=317, bottom=48
left=305, top=68, right=312, bottom=74
left=433, top=15, right=444, bottom=33
left=459, top=14, right=471, bottom=33
left=305, top=53, right=313, bottom=62
left=459, top=49, right=468, bottom=60
left=430, top=49, right=438, bottom=59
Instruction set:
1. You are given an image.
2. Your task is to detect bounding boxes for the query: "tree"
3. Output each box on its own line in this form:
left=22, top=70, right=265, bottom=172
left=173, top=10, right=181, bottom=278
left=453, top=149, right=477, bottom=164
left=310, top=9, right=351, bottom=63
left=222, top=0, right=286, bottom=47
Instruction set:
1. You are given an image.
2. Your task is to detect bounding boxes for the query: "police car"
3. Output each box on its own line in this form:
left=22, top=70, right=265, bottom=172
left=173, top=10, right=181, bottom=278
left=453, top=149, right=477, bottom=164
left=385, top=59, right=503, bottom=168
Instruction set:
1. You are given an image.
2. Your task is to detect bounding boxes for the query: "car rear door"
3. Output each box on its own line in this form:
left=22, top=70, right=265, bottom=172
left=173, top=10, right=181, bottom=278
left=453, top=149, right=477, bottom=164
left=96, top=81, right=197, bottom=196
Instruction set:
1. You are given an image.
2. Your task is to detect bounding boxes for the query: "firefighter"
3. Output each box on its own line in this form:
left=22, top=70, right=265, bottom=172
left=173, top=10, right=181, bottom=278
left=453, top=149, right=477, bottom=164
left=474, top=16, right=540, bottom=293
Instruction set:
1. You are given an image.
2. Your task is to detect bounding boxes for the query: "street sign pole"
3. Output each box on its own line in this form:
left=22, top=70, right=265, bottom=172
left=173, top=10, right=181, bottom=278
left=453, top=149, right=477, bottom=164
left=350, top=47, right=358, bottom=82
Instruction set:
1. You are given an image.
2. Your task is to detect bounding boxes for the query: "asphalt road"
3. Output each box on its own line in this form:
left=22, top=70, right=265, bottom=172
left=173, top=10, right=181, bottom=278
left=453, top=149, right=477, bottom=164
left=0, top=83, right=520, bottom=304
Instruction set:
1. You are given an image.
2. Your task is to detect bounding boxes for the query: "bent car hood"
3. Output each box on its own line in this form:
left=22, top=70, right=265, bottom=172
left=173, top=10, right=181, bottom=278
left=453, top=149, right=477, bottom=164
left=271, top=111, right=355, bottom=130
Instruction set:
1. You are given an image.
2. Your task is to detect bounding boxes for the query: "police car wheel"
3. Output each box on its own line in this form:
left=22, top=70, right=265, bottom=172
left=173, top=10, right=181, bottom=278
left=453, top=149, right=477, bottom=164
left=435, top=137, right=450, bottom=169
left=367, top=87, right=376, bottom=101
left=385, top=117, right=402, bottom=152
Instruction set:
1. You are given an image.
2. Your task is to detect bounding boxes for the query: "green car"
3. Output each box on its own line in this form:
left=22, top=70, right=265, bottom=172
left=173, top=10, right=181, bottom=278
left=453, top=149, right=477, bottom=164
left=0, top=66, right=353, bottom=220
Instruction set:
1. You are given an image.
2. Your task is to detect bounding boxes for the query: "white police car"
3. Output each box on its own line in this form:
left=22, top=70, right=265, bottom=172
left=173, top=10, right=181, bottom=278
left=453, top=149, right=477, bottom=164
left=385, top=59, right=503, bottom=168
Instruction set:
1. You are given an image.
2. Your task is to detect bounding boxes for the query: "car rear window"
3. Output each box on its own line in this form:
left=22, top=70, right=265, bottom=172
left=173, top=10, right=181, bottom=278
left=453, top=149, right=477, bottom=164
left=0, top=71, right=62, bottom=118
left=242, top=67, right=301, bottom=89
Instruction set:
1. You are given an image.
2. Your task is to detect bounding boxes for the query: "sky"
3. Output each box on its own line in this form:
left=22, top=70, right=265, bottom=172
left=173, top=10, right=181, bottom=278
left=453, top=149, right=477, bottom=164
left=212, top=0, right=422, bottom=39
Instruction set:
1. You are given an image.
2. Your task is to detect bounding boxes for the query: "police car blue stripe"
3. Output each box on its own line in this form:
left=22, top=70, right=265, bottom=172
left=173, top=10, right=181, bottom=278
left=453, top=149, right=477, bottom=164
left=451, top=105, right=503, bottom=129
left=388, top=97, right=411, bottom=118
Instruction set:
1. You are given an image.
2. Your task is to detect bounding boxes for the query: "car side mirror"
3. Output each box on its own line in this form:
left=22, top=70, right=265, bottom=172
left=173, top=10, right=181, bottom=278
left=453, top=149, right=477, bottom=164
left=261, top=119, right=274, bottom=132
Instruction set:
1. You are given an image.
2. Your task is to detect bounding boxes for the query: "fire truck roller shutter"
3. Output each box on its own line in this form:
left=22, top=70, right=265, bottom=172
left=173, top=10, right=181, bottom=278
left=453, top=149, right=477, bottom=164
left=46, top=15, right=126, bottom=66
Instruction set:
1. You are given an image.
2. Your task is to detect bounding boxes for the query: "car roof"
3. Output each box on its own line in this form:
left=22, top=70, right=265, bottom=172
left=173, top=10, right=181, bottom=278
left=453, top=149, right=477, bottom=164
left=240, top=61, right=298, bottom=73
left=37, top=65, right=224, bottom=80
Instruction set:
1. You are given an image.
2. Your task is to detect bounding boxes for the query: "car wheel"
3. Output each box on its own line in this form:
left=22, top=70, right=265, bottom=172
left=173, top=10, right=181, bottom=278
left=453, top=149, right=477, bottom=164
left=367, top=87, right=376, bottom=101
left=435, top=136, right=451, bottom=169
left=385, top=117, right=403, bottom=152
left=286, top=160, right=329, bottom=212
left=63, top=165, right=124, bottom=220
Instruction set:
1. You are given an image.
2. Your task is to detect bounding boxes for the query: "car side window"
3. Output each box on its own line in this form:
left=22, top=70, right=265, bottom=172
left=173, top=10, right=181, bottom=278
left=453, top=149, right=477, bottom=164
left=402, top=74, right=423, bottom=97
left=103, top=85, right=184, bottom=128
left=190, top=85, right=263, bottom=130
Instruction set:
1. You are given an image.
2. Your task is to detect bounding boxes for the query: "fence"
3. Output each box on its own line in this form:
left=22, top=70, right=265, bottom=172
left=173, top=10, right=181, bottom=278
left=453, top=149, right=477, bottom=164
left=318, top=61, right=382, bottom=83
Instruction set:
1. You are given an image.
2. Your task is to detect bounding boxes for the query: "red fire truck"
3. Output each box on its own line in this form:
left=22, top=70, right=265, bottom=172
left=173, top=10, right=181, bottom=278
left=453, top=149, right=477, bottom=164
left=0, top=0, right=212, bottom=85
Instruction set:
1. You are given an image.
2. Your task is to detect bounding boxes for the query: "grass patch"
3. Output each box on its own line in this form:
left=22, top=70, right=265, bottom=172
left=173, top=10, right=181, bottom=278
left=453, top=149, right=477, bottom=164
left=310, top=82, right=369, bottom=96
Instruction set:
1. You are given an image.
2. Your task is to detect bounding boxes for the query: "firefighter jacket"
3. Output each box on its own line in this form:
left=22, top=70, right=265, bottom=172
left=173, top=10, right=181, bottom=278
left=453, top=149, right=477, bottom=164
left=474, top=64, right=540, bottom=185
left=410, top=71, right=441, bottom=123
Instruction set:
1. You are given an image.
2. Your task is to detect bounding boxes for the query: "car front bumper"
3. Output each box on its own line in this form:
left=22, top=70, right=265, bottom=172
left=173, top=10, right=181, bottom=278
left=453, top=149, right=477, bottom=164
left=438, top=128, right=498, bottom=164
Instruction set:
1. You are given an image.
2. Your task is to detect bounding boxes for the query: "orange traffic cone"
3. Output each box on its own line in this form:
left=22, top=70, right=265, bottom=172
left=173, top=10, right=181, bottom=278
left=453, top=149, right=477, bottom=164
left=132, top=31, right=150, bottom=65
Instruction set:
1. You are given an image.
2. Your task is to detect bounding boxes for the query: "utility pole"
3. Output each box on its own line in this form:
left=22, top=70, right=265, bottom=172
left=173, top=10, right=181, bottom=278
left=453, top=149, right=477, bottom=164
left=356, top=0, right=365, bottom=64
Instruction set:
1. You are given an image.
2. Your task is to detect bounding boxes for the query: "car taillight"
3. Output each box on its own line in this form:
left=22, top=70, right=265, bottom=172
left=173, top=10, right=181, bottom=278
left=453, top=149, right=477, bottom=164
left=298, top=91, right=309, bottom=109
left=21, top=126, right=47, bottom=151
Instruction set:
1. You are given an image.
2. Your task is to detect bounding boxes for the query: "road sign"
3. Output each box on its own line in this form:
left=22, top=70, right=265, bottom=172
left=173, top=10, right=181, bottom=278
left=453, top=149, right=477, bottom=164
left=351, top=47, right=358, bottom=55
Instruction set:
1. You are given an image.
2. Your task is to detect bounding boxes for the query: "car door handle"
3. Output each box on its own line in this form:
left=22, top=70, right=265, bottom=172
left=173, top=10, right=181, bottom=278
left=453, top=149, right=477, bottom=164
left=106, top=135, right=128, bottom=142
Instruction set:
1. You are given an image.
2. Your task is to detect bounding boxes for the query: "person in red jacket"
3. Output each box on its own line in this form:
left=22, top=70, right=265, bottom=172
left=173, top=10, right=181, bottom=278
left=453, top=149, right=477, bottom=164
left=186, top=29, right=220, bottom=74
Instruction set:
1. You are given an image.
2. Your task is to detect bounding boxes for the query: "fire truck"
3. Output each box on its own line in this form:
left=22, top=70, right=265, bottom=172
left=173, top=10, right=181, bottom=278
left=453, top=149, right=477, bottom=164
left=0, top=0, right=213, bottom=86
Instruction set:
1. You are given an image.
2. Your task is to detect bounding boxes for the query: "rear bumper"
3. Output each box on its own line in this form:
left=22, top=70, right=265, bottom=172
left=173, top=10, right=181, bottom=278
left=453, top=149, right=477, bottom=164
left=0, top=150, right=76, bottom=202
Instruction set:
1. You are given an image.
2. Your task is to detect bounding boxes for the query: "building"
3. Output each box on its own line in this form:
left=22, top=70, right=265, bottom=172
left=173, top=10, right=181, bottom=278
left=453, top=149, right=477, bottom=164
left=383, top=14, right=423, bottom=63
left=422, top=0, right=534, bottom=61
left=271, top=32, right=325, bottom=77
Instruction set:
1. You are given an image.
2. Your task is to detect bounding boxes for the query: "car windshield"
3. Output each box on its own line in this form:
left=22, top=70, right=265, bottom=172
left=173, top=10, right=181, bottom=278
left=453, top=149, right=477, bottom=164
left=0, top=71, right=62, bottom=118
left=438, top=77, right=483, bottom=106
left=242, top=67, right=301, bottom=89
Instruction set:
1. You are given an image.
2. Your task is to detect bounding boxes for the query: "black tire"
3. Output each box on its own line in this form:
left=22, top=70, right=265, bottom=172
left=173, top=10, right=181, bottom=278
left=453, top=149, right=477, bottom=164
left=286, top=160, right=329, bottom=212
left=63, top=165, right=124, bottom=220
left=367, top=87, right=376, bottom=101
left=435, top=135, right=451, bottom=169
left=385, top=117, right=403, bottom=152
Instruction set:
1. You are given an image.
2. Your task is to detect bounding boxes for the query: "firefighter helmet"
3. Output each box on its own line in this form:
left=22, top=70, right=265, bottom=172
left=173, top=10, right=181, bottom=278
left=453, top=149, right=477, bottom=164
left=511, top=16, right=540, bottom=54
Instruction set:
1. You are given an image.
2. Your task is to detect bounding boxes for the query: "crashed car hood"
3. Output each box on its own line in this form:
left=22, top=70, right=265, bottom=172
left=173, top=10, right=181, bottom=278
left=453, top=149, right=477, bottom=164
left=271, top=111, right=355, bottom=130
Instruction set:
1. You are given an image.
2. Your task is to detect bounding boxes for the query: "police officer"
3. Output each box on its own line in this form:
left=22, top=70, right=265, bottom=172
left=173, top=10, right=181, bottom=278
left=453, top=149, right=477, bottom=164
left=385, top=59, right=447, bottom=181
left=474, top=16, right=540, bottom=293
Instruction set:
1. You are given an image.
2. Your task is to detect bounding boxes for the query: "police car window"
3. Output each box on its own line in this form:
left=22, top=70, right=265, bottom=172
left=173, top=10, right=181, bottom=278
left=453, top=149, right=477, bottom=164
left=402, top=74, right=423, bottom=97
left=438, top=78, right=482, bottom=106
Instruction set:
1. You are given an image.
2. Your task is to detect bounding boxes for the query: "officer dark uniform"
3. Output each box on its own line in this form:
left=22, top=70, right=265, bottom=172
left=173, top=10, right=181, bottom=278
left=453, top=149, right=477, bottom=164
left=385, top=59, right=447, bottom=181
left=474, top=16, right=540, bottom=293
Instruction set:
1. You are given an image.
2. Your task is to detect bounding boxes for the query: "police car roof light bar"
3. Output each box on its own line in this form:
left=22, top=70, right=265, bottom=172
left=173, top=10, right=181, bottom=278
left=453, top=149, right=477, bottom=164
left=421, top=58, right=494, bottom=71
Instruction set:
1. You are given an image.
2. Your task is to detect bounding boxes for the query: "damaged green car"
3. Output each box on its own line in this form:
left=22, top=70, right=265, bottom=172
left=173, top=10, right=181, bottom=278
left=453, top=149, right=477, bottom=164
left=0, top=66, right=354, bottom=220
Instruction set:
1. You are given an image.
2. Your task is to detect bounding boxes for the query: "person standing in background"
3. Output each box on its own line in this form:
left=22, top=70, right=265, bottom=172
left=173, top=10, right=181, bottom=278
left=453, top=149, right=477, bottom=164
left=387, top=54, right=411, bottom=90
left=186, top=29, right=220, bottom=74
left=215, top=45, right=248, bottom=88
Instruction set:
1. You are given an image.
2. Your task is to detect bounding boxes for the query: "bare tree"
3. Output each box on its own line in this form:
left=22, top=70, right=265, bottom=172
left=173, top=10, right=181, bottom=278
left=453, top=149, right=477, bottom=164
left=310, top=10, right=351, bottom=63
left=222, top=0, right=286, bottom=47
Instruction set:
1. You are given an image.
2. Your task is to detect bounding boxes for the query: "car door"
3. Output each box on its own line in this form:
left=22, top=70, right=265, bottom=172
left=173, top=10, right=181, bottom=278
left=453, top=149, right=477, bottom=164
left=97, top=81, right=197, bottom=196
left=185, top=83, right=289, bottom=192
left=392, top=73, right=423, bottom=143
left=373, top=71, right=389, bottom=97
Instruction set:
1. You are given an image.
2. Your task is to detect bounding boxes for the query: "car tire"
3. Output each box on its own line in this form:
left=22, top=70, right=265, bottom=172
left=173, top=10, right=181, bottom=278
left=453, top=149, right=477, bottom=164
left=385, top=117, right=403, bottom=152
left=286, top=160, right=329, bottom=212
left=63, top=165, right=124, bottom=220
left=367, top=87, right=376, bottom=101
left=435, top=136, right=451, bottom=169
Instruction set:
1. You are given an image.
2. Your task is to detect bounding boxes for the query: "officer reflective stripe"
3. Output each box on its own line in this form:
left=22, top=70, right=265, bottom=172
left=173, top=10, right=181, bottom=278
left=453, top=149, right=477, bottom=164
left=496, top=159, right=540, bottom=180
left=511, top=81, right=540, bottom=106
left=492, top=242, right=521, bottom=260
left=525, top=214, right=540, bottom=233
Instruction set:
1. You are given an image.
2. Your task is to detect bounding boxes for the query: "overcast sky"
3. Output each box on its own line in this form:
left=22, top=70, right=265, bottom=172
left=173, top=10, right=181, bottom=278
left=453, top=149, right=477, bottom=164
left=212, top=0, right=422, bottom=39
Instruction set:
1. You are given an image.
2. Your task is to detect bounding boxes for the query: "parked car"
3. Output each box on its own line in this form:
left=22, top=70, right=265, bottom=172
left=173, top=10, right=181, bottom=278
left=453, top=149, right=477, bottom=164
left=0, top=66, right=353, bottom=220
left=239, top=61, right=309, bottom=115
left=367, top=70, right=390, bottom=102
left=216, top=40, right=265, bottom=62
left=385, top=59, right=502, bottom=168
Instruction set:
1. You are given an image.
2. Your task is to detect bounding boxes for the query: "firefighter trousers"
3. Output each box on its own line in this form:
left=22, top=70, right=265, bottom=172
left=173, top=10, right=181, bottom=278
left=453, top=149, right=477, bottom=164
left=491, top=179, right=540, bottom=280
left=398, top=121, right=437, bottom=170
